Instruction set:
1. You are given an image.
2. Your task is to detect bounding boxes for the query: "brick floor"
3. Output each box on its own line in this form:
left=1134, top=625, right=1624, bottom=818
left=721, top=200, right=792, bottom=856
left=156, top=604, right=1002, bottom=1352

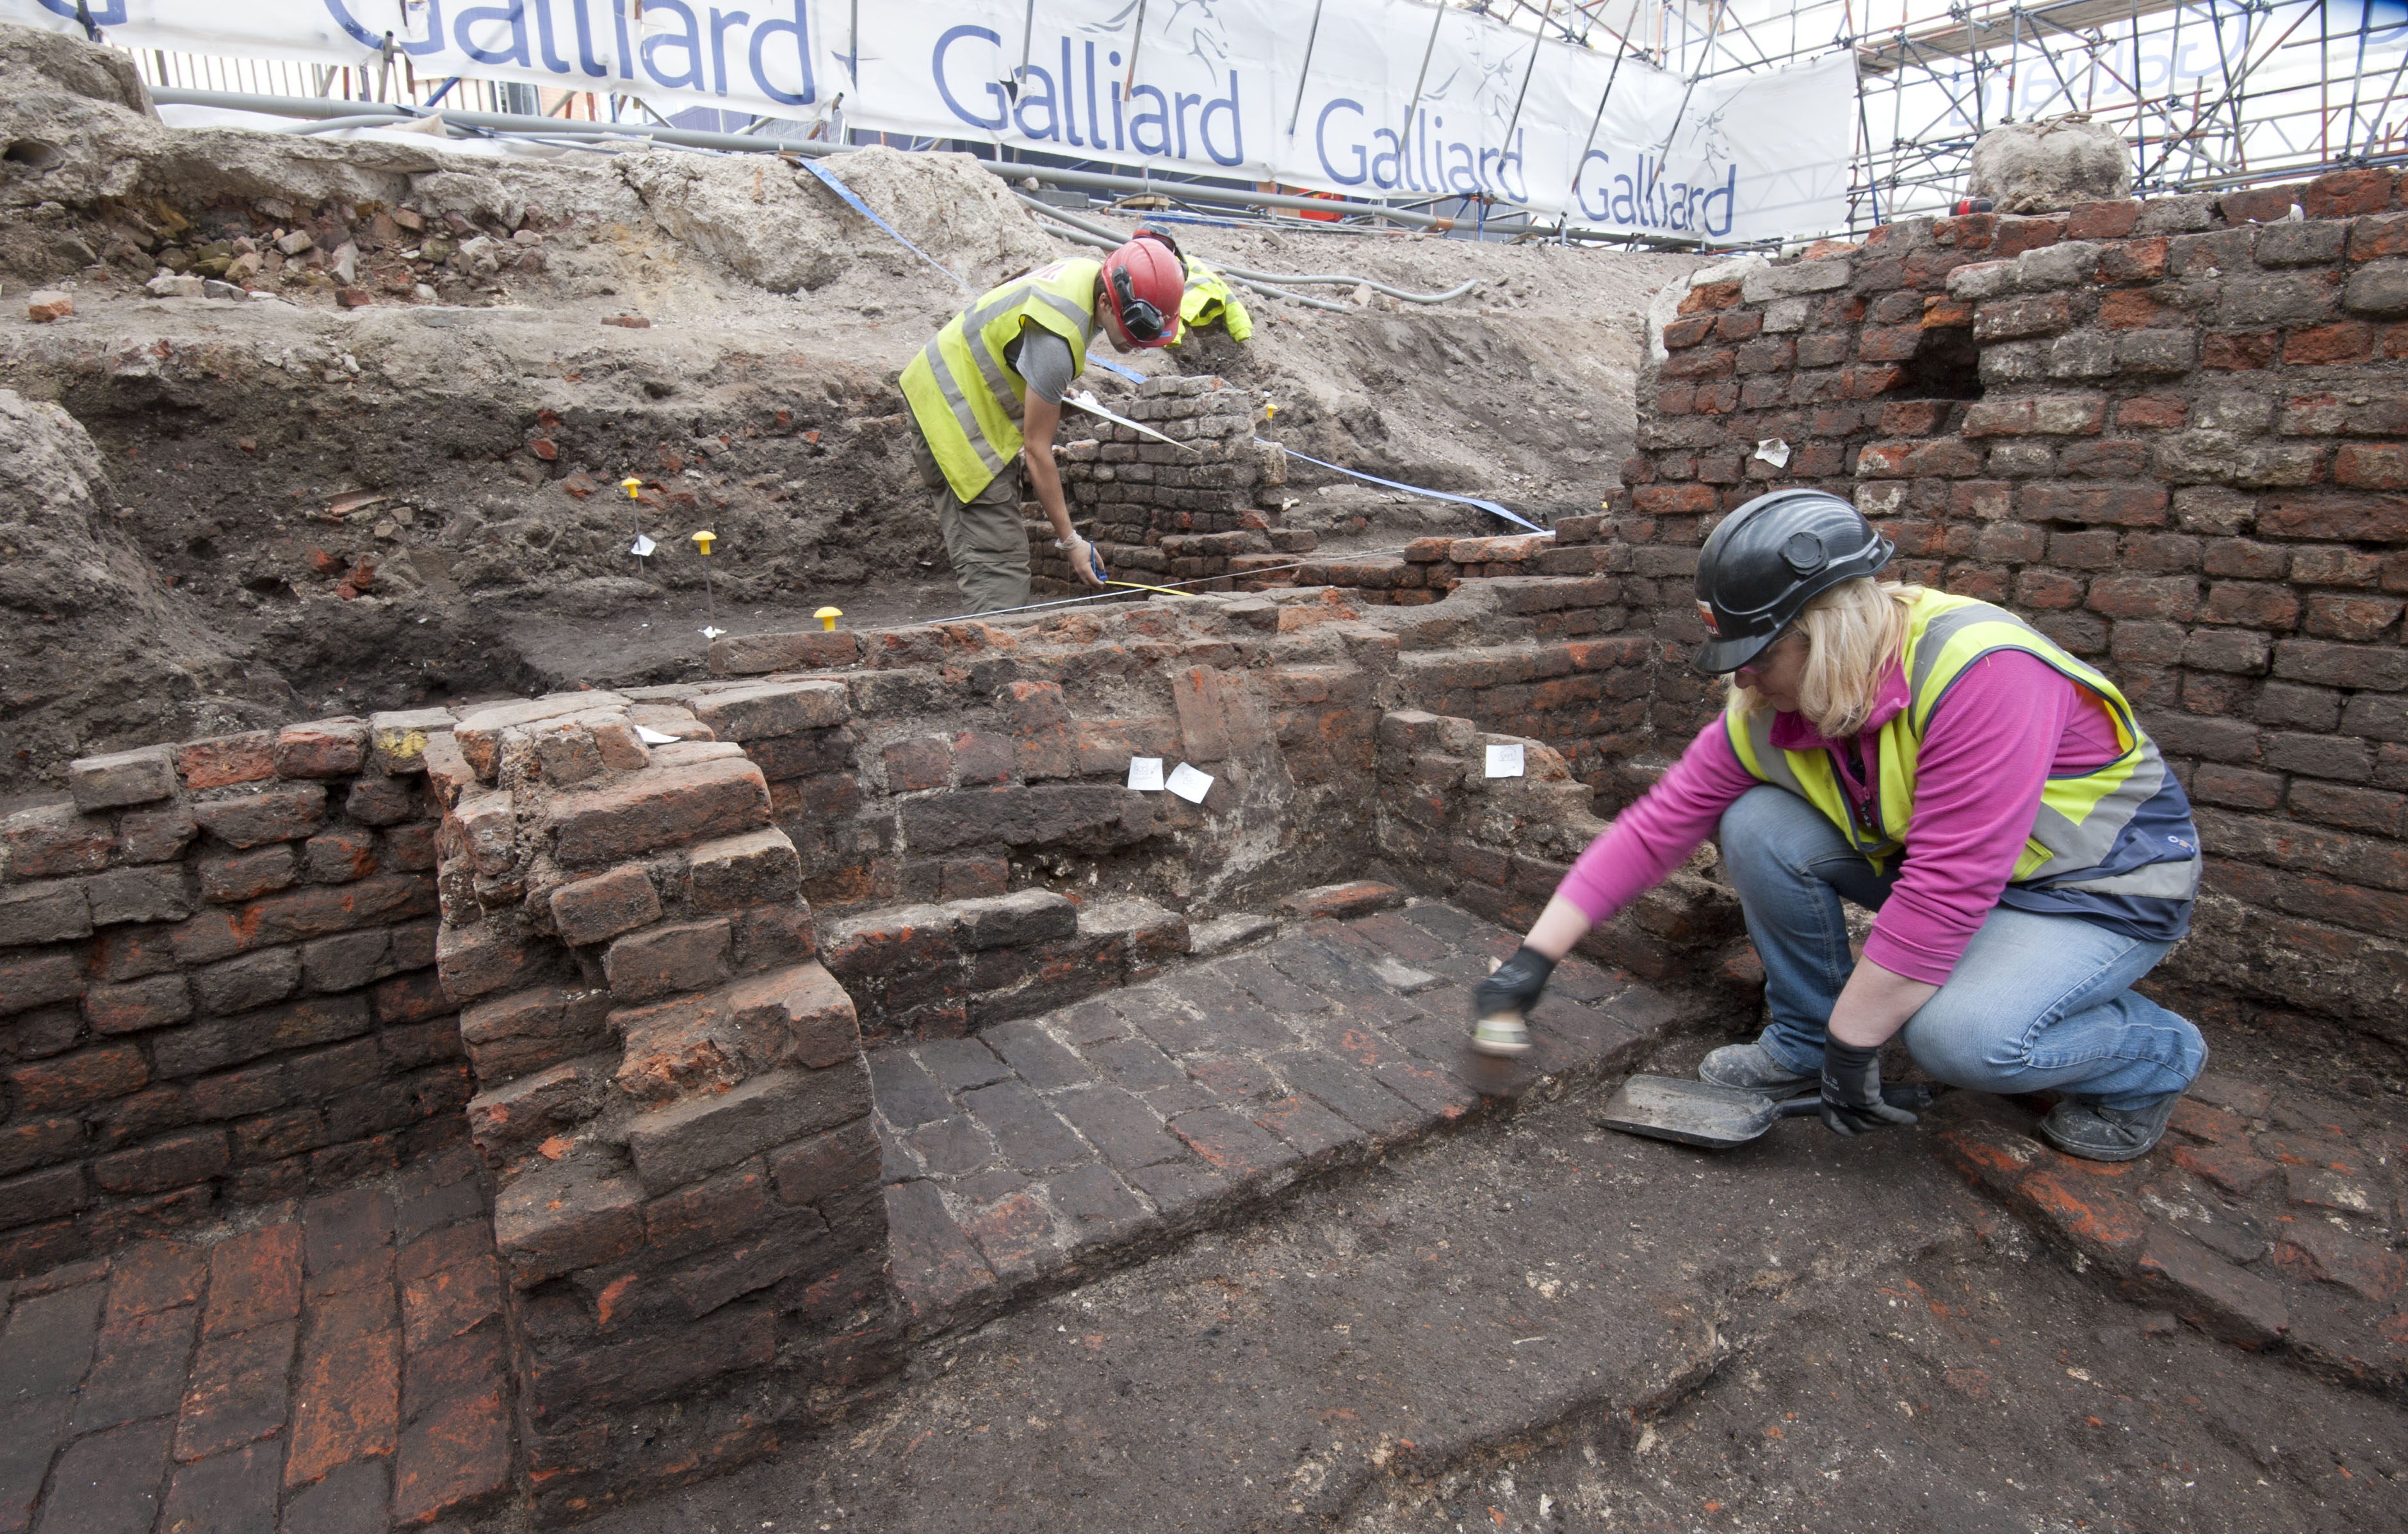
left=1933, top=1082, right=2408, bottom=1390
left=0, top=1145, right=510, bottom=1534
left=876, top=900, right=1688, bottom=1332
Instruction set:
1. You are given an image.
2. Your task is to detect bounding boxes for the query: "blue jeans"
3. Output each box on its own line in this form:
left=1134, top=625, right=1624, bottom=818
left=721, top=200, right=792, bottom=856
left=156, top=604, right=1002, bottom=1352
left=1720, top=785, right=2206, bottom=1111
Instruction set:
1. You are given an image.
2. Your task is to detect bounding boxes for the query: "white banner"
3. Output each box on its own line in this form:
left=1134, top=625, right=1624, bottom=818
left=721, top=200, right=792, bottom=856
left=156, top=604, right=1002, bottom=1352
left=6, top=0, right=1857, bottom=242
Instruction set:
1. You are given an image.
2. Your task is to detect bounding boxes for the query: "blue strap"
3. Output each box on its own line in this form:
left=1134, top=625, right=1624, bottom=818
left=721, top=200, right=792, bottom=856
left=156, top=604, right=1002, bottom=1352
left=793, top=157, right=973, bottom=293
left=1261, top=440, right=1544, bottom=533
left=1087, top=355, right=1146, bottom=382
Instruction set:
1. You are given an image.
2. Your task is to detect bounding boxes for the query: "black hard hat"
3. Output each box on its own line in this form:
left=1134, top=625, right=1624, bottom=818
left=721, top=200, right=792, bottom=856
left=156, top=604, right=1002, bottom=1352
left=1692, top=489, right=1894, bottom=674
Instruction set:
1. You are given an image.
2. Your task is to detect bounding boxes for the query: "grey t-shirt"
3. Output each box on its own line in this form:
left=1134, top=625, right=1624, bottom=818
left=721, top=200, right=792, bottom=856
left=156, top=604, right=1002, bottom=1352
left=1004, top=327, right=1078, bottom=405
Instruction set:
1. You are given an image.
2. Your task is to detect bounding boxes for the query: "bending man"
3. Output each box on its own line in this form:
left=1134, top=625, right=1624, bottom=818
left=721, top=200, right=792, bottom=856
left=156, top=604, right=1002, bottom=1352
left=899, top=231, right=1187, bottom=613
left=1475, top=489, right=2208, bottom=1163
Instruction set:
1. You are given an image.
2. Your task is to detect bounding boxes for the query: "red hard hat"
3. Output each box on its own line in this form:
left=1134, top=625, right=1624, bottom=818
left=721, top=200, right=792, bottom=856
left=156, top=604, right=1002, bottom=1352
left=1100, top=229, right=1187, bottom=347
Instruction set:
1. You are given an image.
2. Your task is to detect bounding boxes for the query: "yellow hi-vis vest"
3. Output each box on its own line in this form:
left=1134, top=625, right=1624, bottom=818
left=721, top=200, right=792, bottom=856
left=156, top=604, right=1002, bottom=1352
left=1173, top=260, right=1253, bottom=344
left=900, top=258, right=1100, bottom=502
left=1723, top=590, right=2202, bottom=904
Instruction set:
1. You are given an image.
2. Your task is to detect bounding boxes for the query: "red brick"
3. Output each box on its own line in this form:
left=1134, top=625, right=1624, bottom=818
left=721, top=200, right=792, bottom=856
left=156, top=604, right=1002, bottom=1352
left=881, top=737, right=953, bottom=792
left=83, top=975, right=193, bottom=1036
left=2299, top=167, right=2395, bottom=219
left=174, top=874, right=437, bottom=966
left=546, top=757, right=772, bottom=867
left=2331, top=442, right=2408, bottom=489
left=304, top=829, right=378, bottom=884
left=2273, top=1221, right=2405, bottom=1303
left=2284, top=321, right=2375, bottom=364
left=1676, top=281, right=1741, bottom=313
left=7, top=1045, right=146, bottom=1114
left=175, top=1318, right=297, bottom=1461
left=2132, top=1231, right=2290, bottom=1346
left=1993, top=214, right=2067, bottom=257
left=273, top=721, right=370, bottom=779
left=392, top=1382, right=511, bottom=1524
left=2167, top=1139, right=2283, bottom=1196
left=2348, top=210, right=2408, bottom=259
left=604, top=918, right=731, bottom=1002
left=1658, top=346, right=1735, bottom=380
left=106, top=1239, right=207, bottom=1321
left=549, top=864, right=662, bottom=947
left=2202, top=330, right=2279, bottom=370
left=2021, top=483, right=2167, bottom=526
left=2302, top=592, right=2402, bottom=640
left=203, top=1223, right=304, bottom=1337
left=2064, top=200, right=2140, bottom=240
left=176, top=732, right=276, bottom=790
left=2097, top=290, right=2162, bottom=329
left=285, top=1311, right=399, bottom=1488
left=94, top=1130, right=230, bottom=1196
left=2115, top=395, right=2188, bottom=430
left=1660, top=314, right=1714, bottom=349
left=191, top=783, right=330, bottom=849
left=2259, top=491, right=2408, bottom=543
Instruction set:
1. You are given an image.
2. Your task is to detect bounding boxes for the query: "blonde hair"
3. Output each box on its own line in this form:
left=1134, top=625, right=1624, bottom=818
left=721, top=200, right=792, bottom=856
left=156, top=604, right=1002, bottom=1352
left=1730, top=578, right=1925, bottom=738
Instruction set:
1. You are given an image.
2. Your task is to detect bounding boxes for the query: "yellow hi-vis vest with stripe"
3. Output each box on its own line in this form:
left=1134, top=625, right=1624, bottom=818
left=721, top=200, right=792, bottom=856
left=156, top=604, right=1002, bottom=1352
left=1174, top=260, right=1253, bottom=344
left=900, top=258, right=1100, bottom=502
left=1723, top=590, right=2202, bottom=904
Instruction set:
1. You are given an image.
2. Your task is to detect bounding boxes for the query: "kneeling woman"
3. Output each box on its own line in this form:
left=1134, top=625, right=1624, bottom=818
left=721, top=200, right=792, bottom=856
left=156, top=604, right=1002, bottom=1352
left=1476, top=489, right=2207, bottom=1161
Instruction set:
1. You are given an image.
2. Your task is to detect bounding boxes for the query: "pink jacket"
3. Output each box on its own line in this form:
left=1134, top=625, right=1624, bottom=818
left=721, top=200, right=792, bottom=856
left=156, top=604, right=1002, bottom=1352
left=1556, top=651, right=2122, bottom=984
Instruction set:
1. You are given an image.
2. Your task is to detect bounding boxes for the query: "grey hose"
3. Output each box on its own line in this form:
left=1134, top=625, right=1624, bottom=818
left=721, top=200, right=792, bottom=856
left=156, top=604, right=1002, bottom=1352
left=1020, top=201, right=1356, bottom=314
left=1015, top=193, right=1478, bottom=306
left=277, top=113, right=419, bottom=134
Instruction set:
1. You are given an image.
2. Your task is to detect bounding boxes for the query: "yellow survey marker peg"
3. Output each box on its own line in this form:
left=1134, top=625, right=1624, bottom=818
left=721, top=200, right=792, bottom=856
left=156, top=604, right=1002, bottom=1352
left=621, top=476, right=642, bottom=498
left=815, top=606, right=843, bottom=632
left=691, top=530, right=716, bottom=555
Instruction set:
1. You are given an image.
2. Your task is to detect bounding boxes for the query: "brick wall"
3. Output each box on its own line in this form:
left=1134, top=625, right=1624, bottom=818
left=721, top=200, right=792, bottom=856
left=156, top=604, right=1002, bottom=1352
left=1606, top=168, right=2408, bottom=1049
left=1041, top=374, right=1310, bottom=593
left=0, top=713, right=463, bottom=1280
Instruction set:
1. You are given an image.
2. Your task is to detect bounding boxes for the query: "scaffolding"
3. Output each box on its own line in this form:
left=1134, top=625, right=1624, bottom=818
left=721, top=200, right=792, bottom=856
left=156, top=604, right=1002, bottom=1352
left=1475, top=0, right=2408, bottom=234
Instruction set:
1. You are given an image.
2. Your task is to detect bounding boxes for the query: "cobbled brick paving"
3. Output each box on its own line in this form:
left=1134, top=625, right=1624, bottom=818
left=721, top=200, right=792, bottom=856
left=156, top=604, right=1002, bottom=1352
left=0, top=1144, right=508, bottom=1534
left=874, top=901, right=1684, bottom=1330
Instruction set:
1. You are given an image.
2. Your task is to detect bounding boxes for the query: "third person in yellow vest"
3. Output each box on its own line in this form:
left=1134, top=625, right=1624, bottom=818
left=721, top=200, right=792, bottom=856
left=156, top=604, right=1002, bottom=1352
left=1472, top=489, right=2208, bottom=1163
left=899, top=231, right=1188, bottom=614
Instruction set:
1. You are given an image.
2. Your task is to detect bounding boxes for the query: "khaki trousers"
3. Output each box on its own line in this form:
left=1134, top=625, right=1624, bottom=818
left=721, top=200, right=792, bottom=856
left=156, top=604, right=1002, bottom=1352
left=911, top=428, right=1031, bottom=615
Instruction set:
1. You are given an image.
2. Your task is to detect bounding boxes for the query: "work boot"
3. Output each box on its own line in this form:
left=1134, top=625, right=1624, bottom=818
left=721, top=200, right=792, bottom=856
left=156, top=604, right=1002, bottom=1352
left=1698, top=1041, right=1816, bottom=1096
left=2038, top=1092, right=2182, bottom=1163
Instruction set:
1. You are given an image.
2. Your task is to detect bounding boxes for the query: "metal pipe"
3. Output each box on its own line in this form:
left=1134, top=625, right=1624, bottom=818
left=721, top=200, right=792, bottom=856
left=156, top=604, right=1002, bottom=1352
left=1015, top=195, right=1476, bottom=299
left=1286, top=0, right=1327, bottom=137
left=1397, top=0, right=1450, bottom=168
left=150, top=87, right=1461, bottom=230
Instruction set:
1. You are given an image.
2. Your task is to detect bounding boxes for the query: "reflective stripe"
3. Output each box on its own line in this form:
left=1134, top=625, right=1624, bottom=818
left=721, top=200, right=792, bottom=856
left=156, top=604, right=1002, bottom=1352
left=899, top=259, right=1103, bottom=502
left=2051, top=856, right=2203, bottom=900
left=914, top=338, right=1007, bottom=477
left=1722, top=590, right=2199, bottom=903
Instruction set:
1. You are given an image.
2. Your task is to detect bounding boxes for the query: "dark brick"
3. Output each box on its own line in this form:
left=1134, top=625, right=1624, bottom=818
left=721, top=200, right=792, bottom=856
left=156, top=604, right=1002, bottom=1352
left=40, top=1419, right=173, bottom=1531
left=982, top=1020, right=1092, bottom=1089
left=304, top=1187, right=396, bottom=1296
left=1051, top=1086, right=1183, bottom=1171
left=276, top=1455, right=387, bottom=1534
left=961, top=1079, right=1088, bottom=1173
left=2131, top=1230, right=2290, bottom=1345
left=624, top=1065, right=870, bottom=1195
left=0, top=1278, right=104, bottom=1400
left=158, top=1442, right=282, bottom=1534
left=200, top=848, right=297, bottom=908
left=192, top=783, right=329, bottom=849
left=176, top=1318, right=298, bottom=1460
left=883, top=1179, right=996, bottom=1323
left=284, top=1293, right=399, bottom=1489
left=203, top=1224, right=304, bottom=1338
left=866, top=1050, right=954, bottom=1129
left=94, top=1131, right=230, bottom=1196
left=391, top=1381, right=510, bottom=1525
left=106, top=1239, right=207, bottom=1320
left=73, top=1304, right=198, bottom=1433
left=1169, top=1106, right=1299, bottom=1181
left=83, top=974, right=193, bottom=1036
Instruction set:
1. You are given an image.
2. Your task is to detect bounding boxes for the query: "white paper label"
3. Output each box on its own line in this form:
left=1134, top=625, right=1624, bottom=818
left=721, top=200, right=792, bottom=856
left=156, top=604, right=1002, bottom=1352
left=1486, top=743, right=1527, bottom=779
left=629, top=534, right=656, bottom=557
left=700, top=626, right=726, bottom=639
left=1166, top=762, right=1216, bottom=804
left=1126, top=756, right=1165, bottom=791
left=1753, top=438, right=1791, bottom=468
left=635, top=725, right=679, bottom=746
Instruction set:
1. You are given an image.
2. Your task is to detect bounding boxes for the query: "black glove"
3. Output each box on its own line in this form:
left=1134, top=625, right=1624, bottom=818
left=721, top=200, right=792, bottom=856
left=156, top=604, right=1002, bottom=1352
left=1473, top=945, right=1556, bottom=1020
left=1819, top=1039, right=1922, bottom=1137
